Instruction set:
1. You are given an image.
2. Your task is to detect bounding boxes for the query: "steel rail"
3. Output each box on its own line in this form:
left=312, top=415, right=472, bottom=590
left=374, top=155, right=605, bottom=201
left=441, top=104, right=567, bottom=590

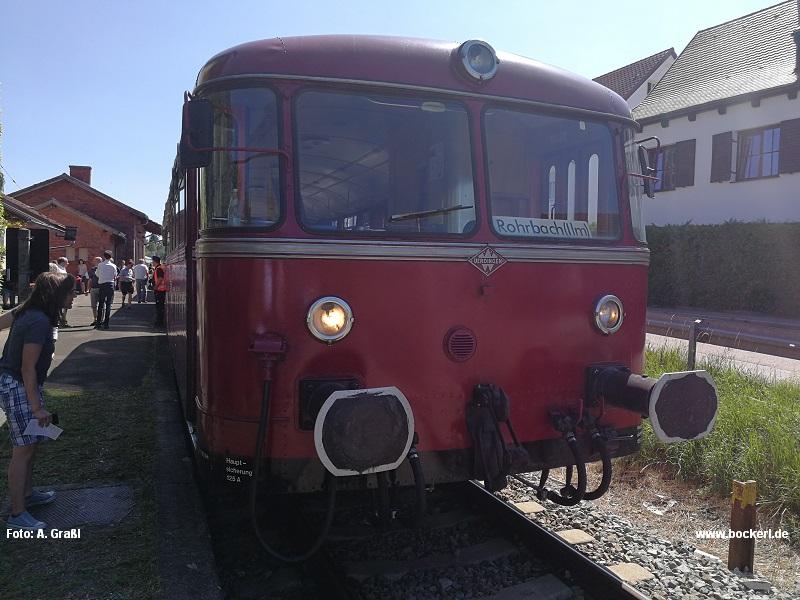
left=459, top=480, right=651, bottom=600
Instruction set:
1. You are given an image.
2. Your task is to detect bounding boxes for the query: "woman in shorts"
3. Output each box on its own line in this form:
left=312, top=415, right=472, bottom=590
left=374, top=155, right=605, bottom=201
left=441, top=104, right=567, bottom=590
left=0, top=272, right=76, bottom=530
left=118, top=259, right=135, bottom=307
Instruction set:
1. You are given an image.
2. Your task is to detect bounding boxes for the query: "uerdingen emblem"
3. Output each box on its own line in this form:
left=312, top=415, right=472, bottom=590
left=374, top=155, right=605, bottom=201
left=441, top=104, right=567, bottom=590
left=468, top=246, right=507, bottom=276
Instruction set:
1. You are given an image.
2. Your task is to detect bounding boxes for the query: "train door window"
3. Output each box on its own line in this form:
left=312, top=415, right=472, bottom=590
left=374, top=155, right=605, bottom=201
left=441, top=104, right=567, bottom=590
left=175, top=174, right=186, bottom=247
left=200, top=87, right=281, bottom=230
left=295, top=90, right=476, bottom=236
left=485, top=108, right=620, bottom=241
left=567, top=160, right=576, bottom=220
left=588, top=154, right=599, bottom=230
left=547, top=166, right=556, bottom=219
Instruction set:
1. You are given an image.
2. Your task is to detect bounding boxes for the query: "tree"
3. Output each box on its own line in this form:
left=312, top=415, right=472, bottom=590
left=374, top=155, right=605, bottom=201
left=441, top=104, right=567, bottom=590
left=145, top=233, right=164, bottom=258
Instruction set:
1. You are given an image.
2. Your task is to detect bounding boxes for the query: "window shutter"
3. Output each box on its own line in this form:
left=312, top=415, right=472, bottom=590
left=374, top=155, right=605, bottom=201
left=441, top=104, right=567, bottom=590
left=779, top=118, right=800, bottom=174
left=710, top=132, right=732, bottom=182
left=675, top=139, right=696, bottom=187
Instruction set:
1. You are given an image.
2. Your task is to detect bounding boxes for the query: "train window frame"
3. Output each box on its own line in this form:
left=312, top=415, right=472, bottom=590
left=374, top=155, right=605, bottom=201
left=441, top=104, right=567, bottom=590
left=481, top=104, right=624, bottom=244
left=292, top=86, right=480, bottom=240
left=197, top=83, right=284, bottom=235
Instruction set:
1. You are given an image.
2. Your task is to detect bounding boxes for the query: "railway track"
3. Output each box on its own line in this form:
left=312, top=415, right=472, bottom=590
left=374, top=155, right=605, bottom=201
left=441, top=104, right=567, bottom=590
left=204, top=479, right=651, bottom=599
left=647, top=308, right=800, bottom=360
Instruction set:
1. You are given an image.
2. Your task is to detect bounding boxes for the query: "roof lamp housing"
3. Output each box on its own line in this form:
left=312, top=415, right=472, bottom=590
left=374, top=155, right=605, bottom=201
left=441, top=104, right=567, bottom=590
left=457, top=40, right=499, bottom=82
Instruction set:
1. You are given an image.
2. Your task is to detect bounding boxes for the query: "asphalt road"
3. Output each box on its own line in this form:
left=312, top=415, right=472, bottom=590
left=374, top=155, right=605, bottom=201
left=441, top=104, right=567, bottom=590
left=0, top=293, right=160, bottom=428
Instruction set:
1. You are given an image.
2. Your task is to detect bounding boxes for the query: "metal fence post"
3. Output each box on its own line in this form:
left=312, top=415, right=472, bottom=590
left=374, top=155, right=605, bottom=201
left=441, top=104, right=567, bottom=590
left=687, top=319, right=702, bottom=370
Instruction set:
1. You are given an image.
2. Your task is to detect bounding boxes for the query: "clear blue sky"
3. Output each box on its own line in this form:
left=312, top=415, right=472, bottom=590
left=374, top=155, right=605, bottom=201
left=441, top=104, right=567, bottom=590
left=0, top=0, right=781, bottom=224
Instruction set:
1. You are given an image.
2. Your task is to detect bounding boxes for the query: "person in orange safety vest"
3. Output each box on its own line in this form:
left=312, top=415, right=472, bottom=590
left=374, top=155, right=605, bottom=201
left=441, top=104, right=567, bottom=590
left=152, top=256, right=167, bottom=328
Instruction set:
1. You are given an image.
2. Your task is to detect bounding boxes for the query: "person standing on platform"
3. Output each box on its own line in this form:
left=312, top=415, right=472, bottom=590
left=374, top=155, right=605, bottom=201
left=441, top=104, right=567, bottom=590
left=55, top=258, right=70, bottom=328
left=95, top=251, right=117, bottom=330
left=133, top=259, right=149, bottom=303
left=87, top=257, right=101, bottom=326
left=118, top=260, right=135, bottom=308
left=152, top=256, right=167, bottom=329
left=77, top=259, right=88, bottom=294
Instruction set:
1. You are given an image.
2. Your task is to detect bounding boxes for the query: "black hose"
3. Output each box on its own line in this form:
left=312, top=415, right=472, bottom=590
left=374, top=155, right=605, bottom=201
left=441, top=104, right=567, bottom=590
left=408, top=445, right=426, bottom=527
left=543, top=434, right=587, bottom=506
left=537, top=469, right=551, bottom=502
left=583, top=433, right=612, bottom=501
left=250, top=380, right=337, bottom=562
left=376, top=471, right=391, bottom=526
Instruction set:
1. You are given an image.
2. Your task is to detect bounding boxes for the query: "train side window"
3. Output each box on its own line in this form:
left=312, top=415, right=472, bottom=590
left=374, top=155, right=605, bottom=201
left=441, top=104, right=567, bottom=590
left=200, top=87, right=281, bottom=230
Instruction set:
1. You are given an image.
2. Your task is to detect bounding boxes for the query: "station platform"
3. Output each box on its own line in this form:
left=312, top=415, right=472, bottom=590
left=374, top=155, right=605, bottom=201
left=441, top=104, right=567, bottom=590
left=0, top=293, right=221, bottom=599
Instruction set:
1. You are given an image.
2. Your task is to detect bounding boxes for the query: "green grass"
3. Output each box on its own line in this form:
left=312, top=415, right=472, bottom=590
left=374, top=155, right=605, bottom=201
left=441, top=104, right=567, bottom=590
left=637, top=346, right=800, bottom=538
left=0, top=343, right=160, bottom=599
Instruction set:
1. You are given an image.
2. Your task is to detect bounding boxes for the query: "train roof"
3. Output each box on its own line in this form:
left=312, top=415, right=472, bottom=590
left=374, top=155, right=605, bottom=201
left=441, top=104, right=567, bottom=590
left=195, top=35, right=632, bottom=122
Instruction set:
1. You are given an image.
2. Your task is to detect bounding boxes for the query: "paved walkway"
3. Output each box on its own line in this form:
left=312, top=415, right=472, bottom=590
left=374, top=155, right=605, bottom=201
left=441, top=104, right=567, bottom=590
left=0, top=293, right=157, bottom=428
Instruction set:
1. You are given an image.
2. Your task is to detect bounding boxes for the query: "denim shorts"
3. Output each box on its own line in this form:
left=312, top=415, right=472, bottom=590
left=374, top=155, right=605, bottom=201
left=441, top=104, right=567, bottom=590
left=0, top=373, right=46, bottom=446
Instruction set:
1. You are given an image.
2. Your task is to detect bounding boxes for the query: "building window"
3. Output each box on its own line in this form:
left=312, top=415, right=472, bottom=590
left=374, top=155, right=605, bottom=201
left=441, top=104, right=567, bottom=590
left=78, top=247, right=89, bottom=261
left=66, top=247, right=75, bottom=261
left=737, top=126, right=780, bottom=180
left=649, top=139, right=696, bottom=191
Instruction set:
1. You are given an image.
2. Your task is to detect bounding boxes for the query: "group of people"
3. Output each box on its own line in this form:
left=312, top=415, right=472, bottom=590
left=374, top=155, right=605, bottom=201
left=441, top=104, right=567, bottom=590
left=48, top=253, right=167, bottom=330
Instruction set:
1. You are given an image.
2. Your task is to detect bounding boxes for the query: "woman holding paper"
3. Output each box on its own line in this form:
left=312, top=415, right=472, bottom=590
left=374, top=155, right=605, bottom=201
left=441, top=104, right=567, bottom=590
left=0, top=272, right=76, bottom=530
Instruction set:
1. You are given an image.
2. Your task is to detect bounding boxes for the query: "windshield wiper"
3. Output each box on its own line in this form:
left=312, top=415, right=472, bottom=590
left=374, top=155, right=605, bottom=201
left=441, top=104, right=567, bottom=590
left=389, top=204, right=473, bottom=222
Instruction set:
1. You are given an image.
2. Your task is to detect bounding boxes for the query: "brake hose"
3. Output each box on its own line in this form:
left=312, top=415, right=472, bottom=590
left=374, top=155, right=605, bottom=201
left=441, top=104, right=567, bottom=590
left=249, top=380, right=337, bottom=562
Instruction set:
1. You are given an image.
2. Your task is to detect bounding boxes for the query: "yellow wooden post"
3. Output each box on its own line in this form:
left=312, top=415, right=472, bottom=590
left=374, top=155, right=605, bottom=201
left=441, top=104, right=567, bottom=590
left=728, top=480, right=757, bottom=572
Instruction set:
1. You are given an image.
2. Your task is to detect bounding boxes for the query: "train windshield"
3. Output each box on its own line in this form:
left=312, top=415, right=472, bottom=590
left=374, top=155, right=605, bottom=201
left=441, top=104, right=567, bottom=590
left=484, top=109, right=621, bottom=241
left=296, top=91, right=476, bottom=236
left=200, top=87, right=281, bottom=229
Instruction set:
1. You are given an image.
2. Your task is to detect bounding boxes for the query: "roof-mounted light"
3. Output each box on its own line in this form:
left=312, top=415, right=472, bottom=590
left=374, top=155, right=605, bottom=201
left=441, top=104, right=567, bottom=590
left=457, top=40, right=499, bottom=82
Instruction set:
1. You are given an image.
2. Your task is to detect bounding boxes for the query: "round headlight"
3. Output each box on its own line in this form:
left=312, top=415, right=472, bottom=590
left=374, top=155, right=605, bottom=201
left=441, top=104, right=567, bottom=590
left=594, top=295, right=624, bottom=334
left=457, top=40, right=499, bottom=81
left=307, top=297, right=354, bottom=343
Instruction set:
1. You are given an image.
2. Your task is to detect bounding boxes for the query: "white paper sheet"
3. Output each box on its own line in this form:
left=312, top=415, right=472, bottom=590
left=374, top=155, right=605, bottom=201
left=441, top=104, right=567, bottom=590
left=23, top=419, right=63, bottom=440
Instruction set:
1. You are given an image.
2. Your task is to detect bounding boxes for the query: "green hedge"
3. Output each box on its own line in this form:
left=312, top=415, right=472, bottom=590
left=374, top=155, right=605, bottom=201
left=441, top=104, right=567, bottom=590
left=646, top=222, right=800, bottom=317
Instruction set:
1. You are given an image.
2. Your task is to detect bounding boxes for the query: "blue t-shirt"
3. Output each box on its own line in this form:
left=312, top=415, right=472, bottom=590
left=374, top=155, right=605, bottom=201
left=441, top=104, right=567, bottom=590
left=0, top=309, right=56, bottom=385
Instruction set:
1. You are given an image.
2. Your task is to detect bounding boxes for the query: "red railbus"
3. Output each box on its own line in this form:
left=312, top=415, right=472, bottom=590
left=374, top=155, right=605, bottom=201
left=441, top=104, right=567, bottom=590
left=163, top=36, right=717, bottom=512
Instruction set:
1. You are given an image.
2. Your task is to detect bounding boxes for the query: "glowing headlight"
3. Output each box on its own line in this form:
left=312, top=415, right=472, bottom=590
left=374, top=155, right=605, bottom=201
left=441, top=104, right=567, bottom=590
left=457, top=40, right=499, bottom=81
left=307, top=297, right=354, bottom=343
left=594, top=295, right=624, bottom=334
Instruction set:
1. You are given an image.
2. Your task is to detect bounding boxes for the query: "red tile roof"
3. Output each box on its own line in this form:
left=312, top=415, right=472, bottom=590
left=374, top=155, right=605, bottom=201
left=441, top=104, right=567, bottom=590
left=634, top=1, right=800, bottom=121
left=593, top=48, right=676, bottom=99
left=2, top=193, right=67, bottom=231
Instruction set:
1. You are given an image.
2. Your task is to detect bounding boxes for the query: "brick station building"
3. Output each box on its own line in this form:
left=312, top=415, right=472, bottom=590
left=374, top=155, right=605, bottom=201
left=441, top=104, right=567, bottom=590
left=10, top=165, right=161, bottom=277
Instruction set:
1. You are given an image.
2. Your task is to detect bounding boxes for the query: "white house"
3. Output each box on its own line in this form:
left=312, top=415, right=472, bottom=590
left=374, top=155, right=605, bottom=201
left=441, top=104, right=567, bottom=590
left=593, top=48, right=676, bottom=109
left=633, top=0, right=800, bottom=225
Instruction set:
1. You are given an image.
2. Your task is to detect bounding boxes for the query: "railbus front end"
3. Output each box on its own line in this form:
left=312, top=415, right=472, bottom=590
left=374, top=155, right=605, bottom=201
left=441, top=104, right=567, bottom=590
left=162, top=36, right=717, bottom=507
